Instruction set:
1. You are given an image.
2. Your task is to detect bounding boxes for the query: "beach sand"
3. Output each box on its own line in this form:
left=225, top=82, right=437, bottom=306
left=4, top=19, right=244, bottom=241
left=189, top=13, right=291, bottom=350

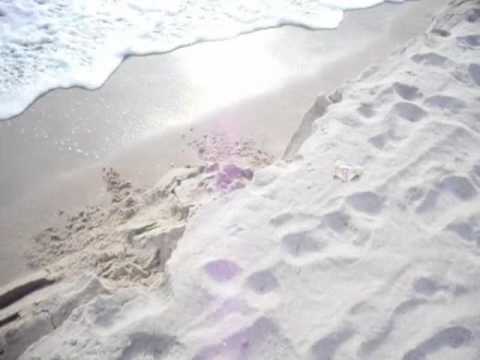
left=3, top=0, right=480, bottom=357
left=0, top=0, right=449, bottom=287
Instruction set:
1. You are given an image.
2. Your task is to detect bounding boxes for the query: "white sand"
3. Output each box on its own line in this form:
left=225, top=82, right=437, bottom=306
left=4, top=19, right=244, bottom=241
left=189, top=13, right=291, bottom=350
left=2, top=0, right=480, bottom=358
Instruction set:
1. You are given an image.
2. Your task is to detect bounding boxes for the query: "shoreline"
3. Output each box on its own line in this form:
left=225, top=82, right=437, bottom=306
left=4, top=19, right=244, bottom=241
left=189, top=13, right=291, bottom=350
left=0, top=0, right=414, bottom=121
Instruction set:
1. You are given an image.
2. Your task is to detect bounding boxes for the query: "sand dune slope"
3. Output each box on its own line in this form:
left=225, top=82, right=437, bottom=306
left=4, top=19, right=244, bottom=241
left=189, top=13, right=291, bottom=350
left=17, top=0, right=480, bottom=359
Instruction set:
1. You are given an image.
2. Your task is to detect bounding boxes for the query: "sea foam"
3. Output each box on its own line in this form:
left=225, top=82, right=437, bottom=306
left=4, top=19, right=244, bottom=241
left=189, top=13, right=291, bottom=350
left=0, top=0, right=402, bottom=120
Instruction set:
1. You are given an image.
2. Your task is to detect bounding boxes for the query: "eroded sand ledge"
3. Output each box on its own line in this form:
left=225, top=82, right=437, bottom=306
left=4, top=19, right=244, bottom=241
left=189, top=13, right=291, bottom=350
left=2, top=0, right=480, bottom=358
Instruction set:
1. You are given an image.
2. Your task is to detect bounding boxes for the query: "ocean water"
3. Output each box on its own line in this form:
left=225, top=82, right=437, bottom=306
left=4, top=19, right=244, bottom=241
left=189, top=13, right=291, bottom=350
left=0, top=0, right=403, bottom=120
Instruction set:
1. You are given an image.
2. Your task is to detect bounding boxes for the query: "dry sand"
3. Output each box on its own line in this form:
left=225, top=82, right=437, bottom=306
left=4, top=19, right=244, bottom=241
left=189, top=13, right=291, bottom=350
left=0, top=0, right=449, bottom=287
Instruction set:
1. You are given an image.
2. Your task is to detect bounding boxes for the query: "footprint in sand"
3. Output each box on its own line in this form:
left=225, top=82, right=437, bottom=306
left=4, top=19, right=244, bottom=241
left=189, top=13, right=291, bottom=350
left=322, top=210, right=351, bottom=233
left=457, top=35, right=480, bottom=48
left=393, top=82, right=423, bottom=101
left=369, top=133, right=387, bottom=149
left=411, top=52, right=450, bottom=67
left=347, top=192, right=384, bottom=215
left=416, top=176, right=476, bottom=214
left=438, top=175, right=477, bottom=201
left=412, top=277, right=443, bottom=296
left=446, top=218, right=480, bottom=244
left=402, top=326, right=473, bottom=360
left=204, top=259, right=241, bottom=282
left=391, top=102, right=428, bottom=122
left=468, top=64, right=480, bottom=86
left=246, top=270, right=279, bottom=294
left=119, top=333, right=179, bottom=360
left=357, top=103, right=376, bottom=118
left=466, top=8, right=480, bottom=23
left=424, top=95, right=467, bottom=113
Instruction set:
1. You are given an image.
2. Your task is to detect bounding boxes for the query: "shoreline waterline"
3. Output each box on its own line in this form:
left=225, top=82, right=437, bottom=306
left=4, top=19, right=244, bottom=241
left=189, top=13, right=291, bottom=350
left=0, top=0, right=409, bottom=121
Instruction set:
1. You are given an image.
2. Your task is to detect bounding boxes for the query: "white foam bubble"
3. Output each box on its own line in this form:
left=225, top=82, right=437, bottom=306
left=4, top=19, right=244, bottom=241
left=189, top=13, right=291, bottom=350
left=0, top=0, right=401, bottom=120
